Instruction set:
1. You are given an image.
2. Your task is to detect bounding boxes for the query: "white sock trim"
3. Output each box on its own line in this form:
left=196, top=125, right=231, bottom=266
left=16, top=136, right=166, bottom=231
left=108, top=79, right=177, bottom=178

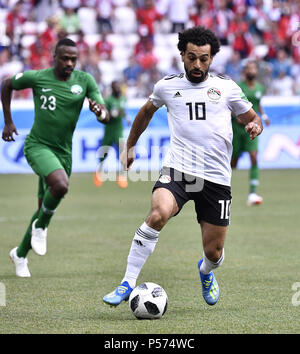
left=200, top=249, right=225, bottom=275
left=42, top=203, right=56, bottom=215
left=136, top=222, right=159, bottom=241
left=250, top=179, right=259, bottom=186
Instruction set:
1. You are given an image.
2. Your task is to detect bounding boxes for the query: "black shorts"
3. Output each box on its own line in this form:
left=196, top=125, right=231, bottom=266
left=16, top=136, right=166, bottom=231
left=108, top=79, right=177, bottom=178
left=152, top=167, right=232, bottom=226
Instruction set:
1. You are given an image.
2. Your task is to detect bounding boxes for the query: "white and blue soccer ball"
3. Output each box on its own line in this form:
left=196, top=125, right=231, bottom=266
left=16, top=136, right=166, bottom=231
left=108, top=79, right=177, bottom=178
left=129, top=282, right=168, bottom=320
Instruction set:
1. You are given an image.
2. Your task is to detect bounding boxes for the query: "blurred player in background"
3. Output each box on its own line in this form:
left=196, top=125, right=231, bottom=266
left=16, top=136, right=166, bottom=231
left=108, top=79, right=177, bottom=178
left=231, top=60, right=271, bottom=206
left=1, top=38, right=109, bottom=277
left=94, top=80, right=130, bottom=189
left=103, top=26, right=263, bottom=307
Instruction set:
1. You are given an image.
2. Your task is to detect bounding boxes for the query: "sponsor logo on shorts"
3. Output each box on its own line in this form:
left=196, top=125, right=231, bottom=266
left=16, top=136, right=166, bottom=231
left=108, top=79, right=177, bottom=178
left=159, top=175, right=171, bottom=183
left=71, top=84, right=83, bottom=95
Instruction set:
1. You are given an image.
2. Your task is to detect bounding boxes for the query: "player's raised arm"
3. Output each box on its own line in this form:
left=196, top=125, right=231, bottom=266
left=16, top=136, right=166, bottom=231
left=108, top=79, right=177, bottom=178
left=1, top=77, right=19, bottom=142
left=121, top=99, right=159, bottom=170
left=237, top=107, right=263, bottom=141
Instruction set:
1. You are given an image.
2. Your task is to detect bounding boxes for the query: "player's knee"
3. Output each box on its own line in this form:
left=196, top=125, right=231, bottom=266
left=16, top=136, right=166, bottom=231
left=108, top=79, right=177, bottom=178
left=148, top=208, right=170, bottom=229
left=52, top=180, right=69, bottom=198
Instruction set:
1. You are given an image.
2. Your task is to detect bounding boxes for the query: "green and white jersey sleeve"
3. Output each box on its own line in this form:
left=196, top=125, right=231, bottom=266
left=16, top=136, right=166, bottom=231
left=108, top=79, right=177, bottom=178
left=12, top=70, right=38, bottom=90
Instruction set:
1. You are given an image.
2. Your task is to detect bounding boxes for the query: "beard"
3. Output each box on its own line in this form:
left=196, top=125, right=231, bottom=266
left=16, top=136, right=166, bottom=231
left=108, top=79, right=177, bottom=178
left=245, top=73, right=256, bottom=81
left=60, top=66, right=73, bottom=78
left=112, top=89, right=121, bottom=97
left=184, top=65, right=209, bottom=83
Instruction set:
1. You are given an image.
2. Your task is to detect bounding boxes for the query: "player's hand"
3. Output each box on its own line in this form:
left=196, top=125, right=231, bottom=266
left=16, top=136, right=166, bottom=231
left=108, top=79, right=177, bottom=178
left=120, top=148, right=135, bottom=171
left=88, top=98, right=102, bottom=115
left=2, top=123, right=19, bottom=142
left=245, top=122, right=263, bottom=140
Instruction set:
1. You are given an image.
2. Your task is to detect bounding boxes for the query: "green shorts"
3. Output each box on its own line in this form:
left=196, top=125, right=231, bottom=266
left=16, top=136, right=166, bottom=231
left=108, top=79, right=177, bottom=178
left=101, top=130, right=124, bottom=147
left=24, top=137, right=72, bottom=199
left=232, top=119, right=258, bottom=158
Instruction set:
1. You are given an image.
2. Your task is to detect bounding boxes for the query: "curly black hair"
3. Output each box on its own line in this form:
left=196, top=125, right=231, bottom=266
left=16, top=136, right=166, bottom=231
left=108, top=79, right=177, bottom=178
left=177, top=26, right=221, bottom=56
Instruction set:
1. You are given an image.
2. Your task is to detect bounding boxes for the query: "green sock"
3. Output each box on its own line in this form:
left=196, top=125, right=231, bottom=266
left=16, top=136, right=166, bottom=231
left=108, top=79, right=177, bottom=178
left=35, top=189, right=61, bottom=229
left=250, top=164, right=259, bottom=194
left=17, top=211, right=39, bottom=258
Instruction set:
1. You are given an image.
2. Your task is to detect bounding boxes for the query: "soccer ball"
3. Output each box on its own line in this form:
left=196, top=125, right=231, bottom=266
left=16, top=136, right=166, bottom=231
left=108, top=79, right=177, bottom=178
left=129, top=282, right=168, bottom=320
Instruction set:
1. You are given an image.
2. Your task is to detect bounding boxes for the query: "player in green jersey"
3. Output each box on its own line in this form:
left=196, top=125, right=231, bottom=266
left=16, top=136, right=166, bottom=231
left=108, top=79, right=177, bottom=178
left=93, top=80, right=130, bottom=189
left=1, top=38, right=109, bottom=277
left=231, top=60, right=271, bottom=206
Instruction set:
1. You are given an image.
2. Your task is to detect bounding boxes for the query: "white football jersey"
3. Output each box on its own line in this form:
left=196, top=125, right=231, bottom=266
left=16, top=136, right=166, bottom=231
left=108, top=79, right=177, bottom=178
left=149, top=73, right=252, bottom=186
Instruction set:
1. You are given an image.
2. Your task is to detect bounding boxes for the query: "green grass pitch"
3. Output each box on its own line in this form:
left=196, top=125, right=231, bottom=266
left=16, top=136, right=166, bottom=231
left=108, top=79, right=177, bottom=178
left=0, top=169, right=300, bottom=334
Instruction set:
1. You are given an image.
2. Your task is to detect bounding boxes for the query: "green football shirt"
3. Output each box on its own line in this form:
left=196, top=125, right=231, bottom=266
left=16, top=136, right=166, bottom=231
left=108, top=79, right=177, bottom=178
left=237, top=80, right=265, bottom=113
left=12, top=68, right=104, bottom=154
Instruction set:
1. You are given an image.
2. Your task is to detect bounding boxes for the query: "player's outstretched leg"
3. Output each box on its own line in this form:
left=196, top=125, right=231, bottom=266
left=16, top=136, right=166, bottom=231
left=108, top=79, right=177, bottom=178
left=9, top=247, right=31, bottom=277
left=103, top=222, right=159, bottom=306
left=103, top=188, right=175, bottom=306
left=198, top=258, right=219, bottom=305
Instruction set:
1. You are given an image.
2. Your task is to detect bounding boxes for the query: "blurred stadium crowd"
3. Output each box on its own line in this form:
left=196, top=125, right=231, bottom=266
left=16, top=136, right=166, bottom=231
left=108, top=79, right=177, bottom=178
left=0, top=0, right=300, bottom=99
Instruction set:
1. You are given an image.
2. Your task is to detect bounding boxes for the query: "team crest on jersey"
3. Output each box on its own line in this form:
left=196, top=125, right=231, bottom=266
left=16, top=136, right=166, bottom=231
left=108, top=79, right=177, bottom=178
left=255, top=91, right=262, bottom=99
left=71, top=84, right=83, bottom=95
left=207, top=87, right=221, bottom=100
left=159, top=175, right=171, bottom=184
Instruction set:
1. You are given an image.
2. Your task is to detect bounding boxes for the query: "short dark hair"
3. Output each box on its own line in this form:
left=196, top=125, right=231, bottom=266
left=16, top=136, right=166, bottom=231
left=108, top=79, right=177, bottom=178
left=55, top=38, right=77, bottom=54
left=177, top=26, right=220, bottom=56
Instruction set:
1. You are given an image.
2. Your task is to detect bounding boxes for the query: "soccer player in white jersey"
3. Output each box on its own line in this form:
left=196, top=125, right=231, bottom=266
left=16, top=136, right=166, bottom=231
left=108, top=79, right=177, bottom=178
left=103, top=27, right=263, bottom=306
